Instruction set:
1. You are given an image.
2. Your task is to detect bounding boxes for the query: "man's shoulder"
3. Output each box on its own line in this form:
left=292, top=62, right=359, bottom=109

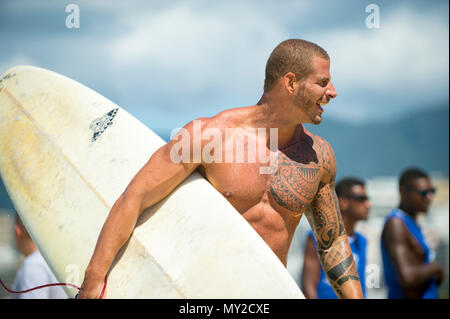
left=209, top=106, right=255, bottom=127
left=304, top=129, right=334, bottom=153
left=304, top=129, right=336, bottom=182
left=188, top=106, right=248, bottom=131
left=383, top=210, right=408, bottom=229
left=382, top=214, right=409, bottom=242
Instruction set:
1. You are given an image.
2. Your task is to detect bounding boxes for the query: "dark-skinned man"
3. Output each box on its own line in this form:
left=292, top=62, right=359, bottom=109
left=381, top=167, right=444, bottom=299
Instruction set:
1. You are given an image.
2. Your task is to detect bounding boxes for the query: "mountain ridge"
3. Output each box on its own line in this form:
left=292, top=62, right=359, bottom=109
left=1, top=105, right=448, bottom=211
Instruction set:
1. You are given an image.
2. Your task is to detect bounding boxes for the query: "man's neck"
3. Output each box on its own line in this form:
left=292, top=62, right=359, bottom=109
left=342, top=213, right=356, bottom=237
left=21, top=241, right=38, bottom=257
left=254, top=96, right=305, bottom=148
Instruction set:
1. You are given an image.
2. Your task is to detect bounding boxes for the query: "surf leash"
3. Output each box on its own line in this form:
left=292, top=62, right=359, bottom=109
left=0, top=276, right=107, bottom=299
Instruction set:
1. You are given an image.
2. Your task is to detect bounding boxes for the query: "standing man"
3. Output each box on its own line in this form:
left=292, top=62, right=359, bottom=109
left=381, top=168, right=444, bottom=299
left=302, top=178, right=370, bottom=299
left=78, top=39, right=363, bottom=299
left=12, top=214, right=68, bottom=299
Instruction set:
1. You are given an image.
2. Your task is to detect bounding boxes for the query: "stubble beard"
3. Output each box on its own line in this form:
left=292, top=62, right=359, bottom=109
left=293, top=87, right=322, bottom=125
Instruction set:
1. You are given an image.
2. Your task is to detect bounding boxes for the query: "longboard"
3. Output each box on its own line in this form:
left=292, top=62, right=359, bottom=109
left=0, top=66, right=304, bottom=298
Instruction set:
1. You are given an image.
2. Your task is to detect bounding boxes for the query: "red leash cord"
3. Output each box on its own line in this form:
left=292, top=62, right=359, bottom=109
left=0, top=276, right=107, bottom=299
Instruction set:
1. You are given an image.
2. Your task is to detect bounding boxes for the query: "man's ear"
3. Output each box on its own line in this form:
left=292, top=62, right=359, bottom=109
left=283, top=72, right=297, bottom=95
left=338, top=197, right=349, bottom=212
left=14, top=224, right=22, bottom=237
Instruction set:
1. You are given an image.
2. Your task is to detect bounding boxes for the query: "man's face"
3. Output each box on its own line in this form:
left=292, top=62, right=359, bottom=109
left=402, top=177, right=435, bottom=213
left=345, top=185, right=371, bottom=221
left=293, top=56, right=337, bottom=124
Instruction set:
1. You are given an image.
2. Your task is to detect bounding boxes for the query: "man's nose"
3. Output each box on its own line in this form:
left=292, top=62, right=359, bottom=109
left=326, top=82, right=337, bottom=99
left=424, top=192, right=434, bottom=203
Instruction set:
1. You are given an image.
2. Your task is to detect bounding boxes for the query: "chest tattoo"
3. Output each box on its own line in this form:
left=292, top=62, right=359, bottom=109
left=270, top=144, right=321, bottom=213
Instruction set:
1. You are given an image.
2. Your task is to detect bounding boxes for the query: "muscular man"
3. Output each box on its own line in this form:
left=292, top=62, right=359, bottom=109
left=302, top=178, right=370, bottom=299
left=78, top=39, right=363, bottom=299
left=381, top=168, right=444, bottom=298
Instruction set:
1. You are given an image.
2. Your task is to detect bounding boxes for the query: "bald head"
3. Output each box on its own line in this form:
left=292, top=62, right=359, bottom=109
left=263, top=39, right=329, bottom=92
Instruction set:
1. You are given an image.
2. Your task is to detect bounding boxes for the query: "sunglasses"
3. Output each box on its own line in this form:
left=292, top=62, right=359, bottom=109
left=409, top=187, right=436, bottom=198
left=346, top=195, right=370, bottom=202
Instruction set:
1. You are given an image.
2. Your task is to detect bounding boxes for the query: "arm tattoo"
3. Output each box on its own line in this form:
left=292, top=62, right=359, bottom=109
left=308, top=182, right=345, bottom=249
left=315, top=228, right=361, bottom=298
left=304, top=138, right=361, bottom=297
left=326, top=254, right=357, bottom=283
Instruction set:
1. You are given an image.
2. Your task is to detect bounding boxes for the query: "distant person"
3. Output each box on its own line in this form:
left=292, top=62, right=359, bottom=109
left=12, top=214, right=67, bottom=299
left=381, top=168, right=444, bottom=299
left=302, top=177, right=370, bottom=298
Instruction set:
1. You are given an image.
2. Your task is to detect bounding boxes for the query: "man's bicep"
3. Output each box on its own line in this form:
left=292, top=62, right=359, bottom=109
left=302, top=235, right=321, bottom=280
left=382, top=219, right=417, bottom=276
left=126, top=139, right=200, bottom=210
left=301, top=235, right=320, bottom=298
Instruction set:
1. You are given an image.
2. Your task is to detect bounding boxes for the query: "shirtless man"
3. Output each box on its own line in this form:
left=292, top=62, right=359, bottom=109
left=78, top=39, right=363, bottom=299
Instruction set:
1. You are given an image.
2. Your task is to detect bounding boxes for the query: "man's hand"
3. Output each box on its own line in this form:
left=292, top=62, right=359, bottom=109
left=76, top=275, right=106, bottom=299
left=431, top=261, right=445, bottom=286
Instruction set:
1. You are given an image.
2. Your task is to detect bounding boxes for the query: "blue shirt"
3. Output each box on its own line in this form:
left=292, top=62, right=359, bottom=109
left=381, top=208, right=438, bottom=299
left=308, top=230, right=367, bottom=299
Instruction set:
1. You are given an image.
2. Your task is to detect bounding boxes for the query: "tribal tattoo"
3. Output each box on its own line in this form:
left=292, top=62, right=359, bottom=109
left=303, top=138, right=361, bottom=298
left=315, top=135, right=336, bottom=183
left=270, top=132, right=361, bottom=297
left=306, top=184, right=361, bottom=298
left=309, top=182, right=345, bottom=248
left=270, top=138, right=321, bottom=214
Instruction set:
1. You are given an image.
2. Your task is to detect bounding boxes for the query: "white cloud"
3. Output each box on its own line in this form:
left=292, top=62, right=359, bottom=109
left=106, top=2, right=448, bottom=122
left=1, top=1, right=447, bottom=125
left=107, top=2, right=285, bottom=92
left=304, top=5, right=449, bottom=121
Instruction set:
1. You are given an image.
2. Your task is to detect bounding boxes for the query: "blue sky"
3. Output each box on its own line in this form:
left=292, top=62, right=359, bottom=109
left=0, top=0, right=448, bottom=135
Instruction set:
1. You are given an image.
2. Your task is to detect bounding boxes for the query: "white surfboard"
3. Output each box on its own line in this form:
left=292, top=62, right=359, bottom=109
left=0, top=66, right=304, bottom=298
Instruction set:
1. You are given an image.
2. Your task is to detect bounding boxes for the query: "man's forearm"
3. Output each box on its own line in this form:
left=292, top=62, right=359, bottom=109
left=85, top=192, right=142, bottom=280
left=400, top=261, right=441, bottom=289
left=317, top=235, right=363, bottom=299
